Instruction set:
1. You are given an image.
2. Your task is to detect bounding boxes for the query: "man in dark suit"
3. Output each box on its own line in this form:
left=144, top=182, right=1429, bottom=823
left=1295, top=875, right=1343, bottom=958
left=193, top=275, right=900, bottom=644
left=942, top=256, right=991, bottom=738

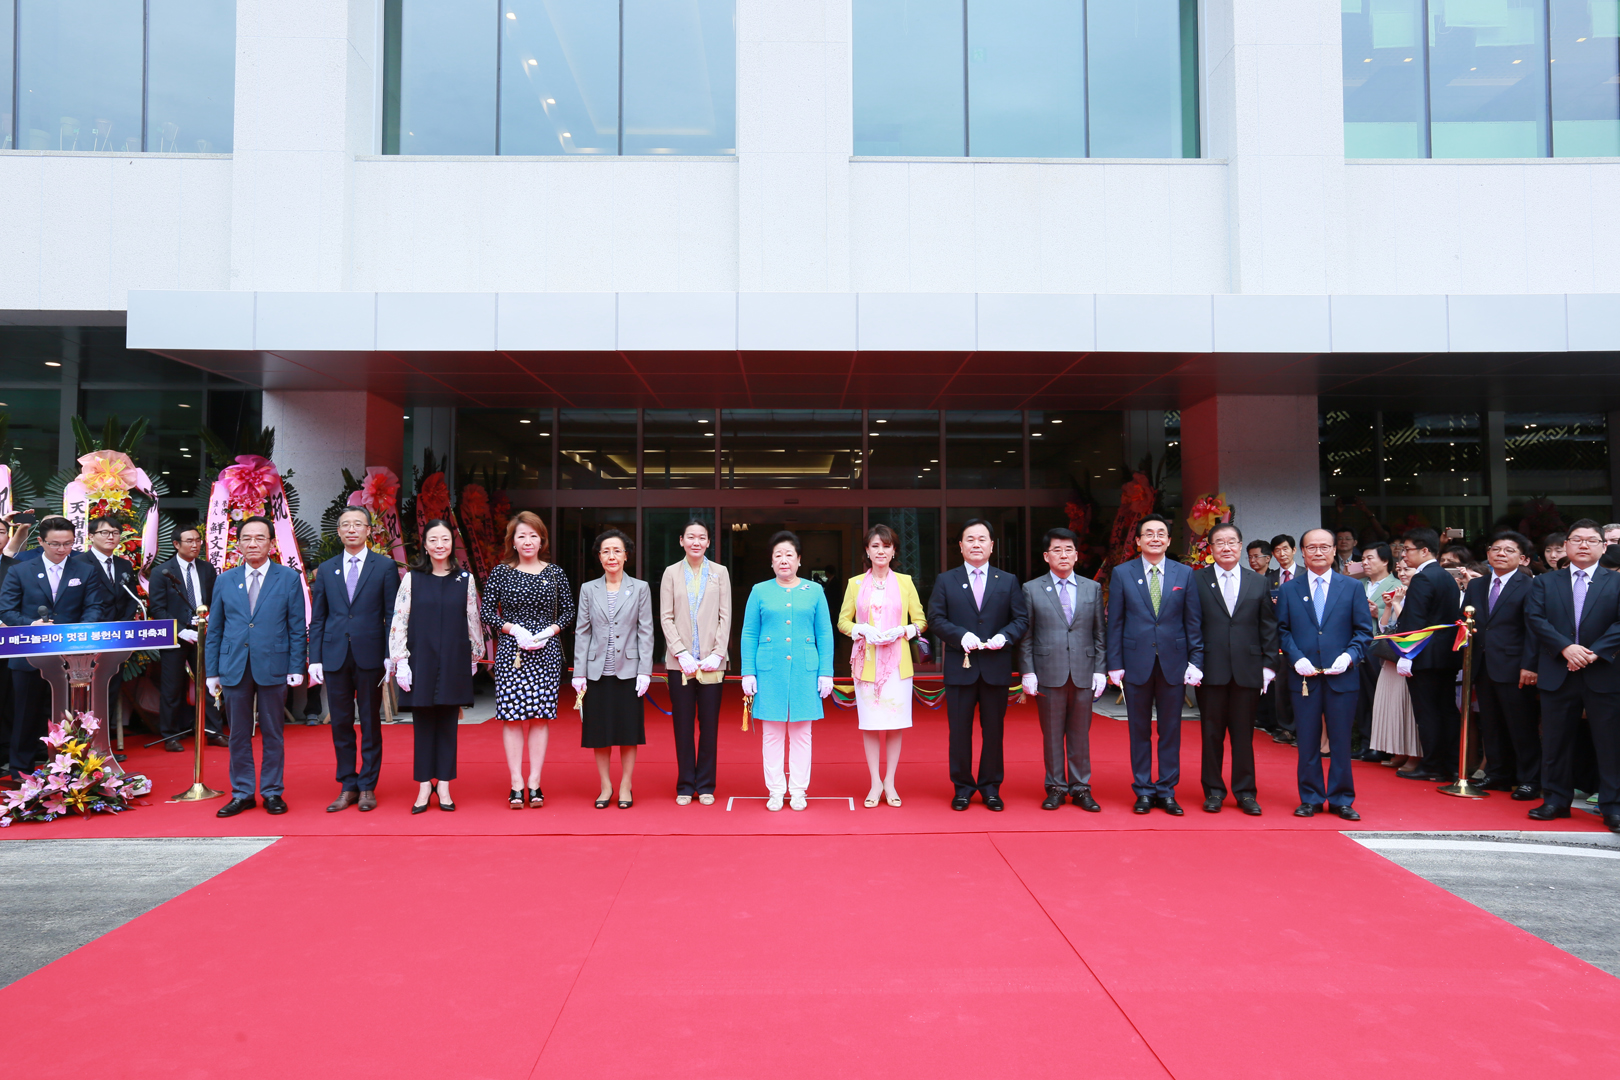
left=1262, top=533, right=1299, bottom=745
left=205, top=516, right=307, bottom=817
left=1464, top=531, right=1541, bottom=800
left=927, top=518, right=1028, bottom=811
left=1106, top=513, right=1204, bottom=816
left=1524, top=519, right=1620, bottom=832
left=308, top=507, right=399, bottom=813
left=0, top=514, right=30, bottom=772
left=1275, top=528, right=1376, bottom=820
left=0, top=516, right=108, bottom=779
left=85, top=515, right=139, bottom=741
left=1019, top=527, right=1107, bottom=812
left=1193, top=522, right=1278, bottom=816
left=149, top=525, right=223, bottom=751
left=1393, top=526, right=1465, bottom=781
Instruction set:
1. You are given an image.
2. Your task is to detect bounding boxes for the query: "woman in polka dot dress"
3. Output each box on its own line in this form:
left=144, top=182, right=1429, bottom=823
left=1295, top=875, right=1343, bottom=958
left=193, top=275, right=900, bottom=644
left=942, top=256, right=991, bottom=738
left=480, top=511, right=574, bottom=808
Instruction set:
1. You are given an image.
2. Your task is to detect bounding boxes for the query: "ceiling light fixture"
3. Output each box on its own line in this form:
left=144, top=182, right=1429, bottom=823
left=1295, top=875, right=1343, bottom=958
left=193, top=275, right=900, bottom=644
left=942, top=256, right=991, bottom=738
left=44, top=361, right=61, bottom=367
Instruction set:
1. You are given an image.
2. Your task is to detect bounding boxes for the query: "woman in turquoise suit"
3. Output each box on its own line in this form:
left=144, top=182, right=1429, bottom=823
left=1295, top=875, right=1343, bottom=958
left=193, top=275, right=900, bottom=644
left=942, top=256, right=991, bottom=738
left=739, top=530, right=834, bottom=811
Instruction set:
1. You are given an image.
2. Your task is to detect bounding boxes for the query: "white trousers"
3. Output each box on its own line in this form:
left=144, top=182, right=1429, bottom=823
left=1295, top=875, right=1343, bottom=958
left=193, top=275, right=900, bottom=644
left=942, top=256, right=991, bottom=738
left=761, top=720, right=812, bottom=796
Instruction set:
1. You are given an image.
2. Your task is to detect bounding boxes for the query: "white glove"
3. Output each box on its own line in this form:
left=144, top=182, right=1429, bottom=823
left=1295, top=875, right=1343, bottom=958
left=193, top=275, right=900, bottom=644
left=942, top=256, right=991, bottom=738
left=1092, top=673, right=1107, bottom=697
left=677, top=652, right=699, bottom=675
left=960, top=632, right=982, bottom=652
left=1108, top=669, right=1124, bottom=687
left=1184, top=663, right=1203, bottom=687
left=1262, top=669, right=1276, bottom=694
left=286, top=674, right=303, bottom=687
left=178, top=628, right=198, bottom=644
left=700, top=653, right=723, bottom=672
left=741, top=675, right=757, bottom=697
left=395, top=659, right=413, bottom=692
left=635, top=674, right=650, bottom=697
left=817, top=676, right=834, bottom=699
left=534, top=626, right=556, bottom=644
left=987, top=634, right=1007, bottom=651
left=384, top=658, right=397, bottom=677
left=1396, top=658, right=1413, bottom=677
left=307, top=663, right=324, bottom=686
left=470, top=658, right=479, bottom=674
left=1327, top=653, right=1352, bottom=676
left=848, top=623, right=868, bottom=641
left=1021, top=673, right=1039, bottom=696
left=1294, top=657, right=1316, bottom=677
left=572, top=677, right=588, bottom=694
left=206, top=676, right=221, bottom=696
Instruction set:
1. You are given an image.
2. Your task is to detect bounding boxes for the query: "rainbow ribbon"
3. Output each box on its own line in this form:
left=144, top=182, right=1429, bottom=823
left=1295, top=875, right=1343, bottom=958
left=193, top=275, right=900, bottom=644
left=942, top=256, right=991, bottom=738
left=1372, top=620, right=1470, bottom=659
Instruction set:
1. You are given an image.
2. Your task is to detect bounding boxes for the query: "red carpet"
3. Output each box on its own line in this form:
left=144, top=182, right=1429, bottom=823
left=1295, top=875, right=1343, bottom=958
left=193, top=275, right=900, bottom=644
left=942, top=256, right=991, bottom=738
left=4, top=693, right=1609, bottom=837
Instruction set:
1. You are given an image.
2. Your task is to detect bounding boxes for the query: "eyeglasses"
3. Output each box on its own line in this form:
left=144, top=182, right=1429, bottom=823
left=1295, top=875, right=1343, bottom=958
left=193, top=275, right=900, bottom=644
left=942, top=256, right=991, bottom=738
left=91, top=530, right=120, bottom=538
left=1567, top=536, right=1603, bottom=546
left=1486, top=545, right=1521, bottom=556
left=42, top=540, right=73, bottom=549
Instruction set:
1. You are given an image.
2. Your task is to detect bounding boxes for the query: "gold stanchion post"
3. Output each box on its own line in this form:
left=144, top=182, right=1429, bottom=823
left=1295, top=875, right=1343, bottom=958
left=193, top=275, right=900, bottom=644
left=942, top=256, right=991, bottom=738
left=172, top=605, right=223, bottom=802
left=1439, top=605, right=1486, bottom=799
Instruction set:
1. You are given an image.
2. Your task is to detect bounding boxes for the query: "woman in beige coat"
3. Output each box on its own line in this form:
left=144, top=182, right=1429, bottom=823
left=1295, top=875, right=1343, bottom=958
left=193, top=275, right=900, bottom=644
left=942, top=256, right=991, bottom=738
left=659, top=518, right=732, bottom=805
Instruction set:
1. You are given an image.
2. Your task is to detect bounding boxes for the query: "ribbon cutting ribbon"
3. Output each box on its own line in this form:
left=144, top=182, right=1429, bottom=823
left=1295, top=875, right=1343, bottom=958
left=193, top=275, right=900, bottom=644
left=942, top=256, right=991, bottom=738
left=1372, top=620, right=1471, bottom=660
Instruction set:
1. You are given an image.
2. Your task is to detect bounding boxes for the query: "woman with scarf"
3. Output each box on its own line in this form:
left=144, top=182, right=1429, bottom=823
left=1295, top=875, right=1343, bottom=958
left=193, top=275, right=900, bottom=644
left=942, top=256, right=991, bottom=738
left=838, top=524, right=928, bottom=807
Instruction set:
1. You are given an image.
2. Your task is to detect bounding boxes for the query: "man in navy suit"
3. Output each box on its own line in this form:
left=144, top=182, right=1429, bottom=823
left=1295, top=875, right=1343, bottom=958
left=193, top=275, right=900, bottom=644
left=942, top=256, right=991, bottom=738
left=1464, top=531, right=1541, bottom=800
left=0, top=516, right=108, bottom=779
left=205, top=516, right=307, bottom=817
left=1392, top=527, right=1464, bottom=781
left=1524, top=519, right=1620, bottom=832
left=308, top=507, right=399, bottom=813
left=927, top=519, right=1028, bottom=811
left=1275, top=528, right=1375, bottom=820
left=1106, top=513, right=1203, bottom=816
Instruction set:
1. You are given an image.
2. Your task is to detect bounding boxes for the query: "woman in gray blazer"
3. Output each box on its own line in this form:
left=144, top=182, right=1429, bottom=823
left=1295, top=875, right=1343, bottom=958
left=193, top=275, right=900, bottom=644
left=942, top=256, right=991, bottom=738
left=572, top=529, right=654, bottom=808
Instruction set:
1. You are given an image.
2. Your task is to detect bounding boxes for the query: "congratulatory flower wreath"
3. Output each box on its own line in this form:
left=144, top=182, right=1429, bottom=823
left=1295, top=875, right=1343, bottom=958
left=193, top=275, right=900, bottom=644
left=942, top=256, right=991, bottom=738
left=0, top=713, right=152, bottom=827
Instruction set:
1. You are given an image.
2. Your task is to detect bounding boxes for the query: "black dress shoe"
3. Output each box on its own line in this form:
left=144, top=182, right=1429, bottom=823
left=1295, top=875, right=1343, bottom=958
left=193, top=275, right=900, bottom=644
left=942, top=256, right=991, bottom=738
left=1331, top=805, right=1361, bottom=821
left=217, top=796, right=255, bottom=818
left=1396, top=769, right=1442, bottom=781
left=1238, top=796, right=1262, bottom=816
left=113, top=753, right=127, bottom=762
left=1132, top=796, right=1153, bottom=814
left=1604, top=815, right=1620, bottom=834
left=263, top=795, right=288, bottom=815
left=1041, top=791, right=1066, bottom=811
left=951, top=794, right=971, bottom=811
left=1475, top=778, right=1516, bottom=792
left=1527, top=803, right=1571, bottom=821
left=1510, top=785, right=1541, bottom=801
left=205, top=732, right=228, bottom=747
left=163, top=737, right=186, bottom=752
left=1157, top=797, right=1184, bottom=816
left=1073, top=791, right=1101, bottom=813
left=1293, top=803, right=1319, bottom=817
left=1203, top=797, right=1223, bottom=813
left=982, top=791, right=1005, bottom=812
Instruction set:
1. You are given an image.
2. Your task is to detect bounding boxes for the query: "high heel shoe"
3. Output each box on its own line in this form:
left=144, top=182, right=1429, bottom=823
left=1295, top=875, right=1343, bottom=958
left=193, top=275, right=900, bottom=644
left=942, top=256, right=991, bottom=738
left=508, top=789, right=524, bottom=809
left=617, top=792, right=633, bottom=809
left=411, top=790, right=431, bottom=815
left=528, top=787, right=544, bottom=808
left=438, top=787, right=456, bottom=812
left=595, top=793, right=612, bottom=809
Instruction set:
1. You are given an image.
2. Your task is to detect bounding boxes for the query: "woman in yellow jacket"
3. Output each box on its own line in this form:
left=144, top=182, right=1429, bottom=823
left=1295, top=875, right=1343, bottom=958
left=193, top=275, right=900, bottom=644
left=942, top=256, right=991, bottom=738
left=838, top=524, right=928, bottom=807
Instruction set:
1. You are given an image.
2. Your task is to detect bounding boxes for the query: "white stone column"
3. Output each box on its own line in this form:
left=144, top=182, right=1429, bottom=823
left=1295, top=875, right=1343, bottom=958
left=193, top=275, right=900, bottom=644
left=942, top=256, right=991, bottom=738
left=1203, top=0, right=1346, bottom=293
left=230, top=0, right=379, bottom=291
left=262, top=391, right=403, bottom=529
left=736, top=0, right=852, bottom=291
left=1180, top=394, right=1321, bottom=549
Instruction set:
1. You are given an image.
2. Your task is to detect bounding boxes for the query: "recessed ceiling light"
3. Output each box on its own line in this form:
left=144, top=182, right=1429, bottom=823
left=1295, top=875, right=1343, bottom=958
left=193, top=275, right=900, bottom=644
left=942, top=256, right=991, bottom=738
left=545, top=98, right=556, bottom=104
left=506, top=11, right=515, bottom=18
left=876, top=419, right=887, bottom=423
left=1032, top=432, right=1042, bottom=436
left=697, top=418, right=709, bottom=423
left=44, top=361, right=61, bottom=367
left=869, top=431, right=879, bottom=436
left=519, top=419, right=531, bottom=424
left=528, top=59, right=538, bottom=66
left=1050, top=419, right=1063, bottom=424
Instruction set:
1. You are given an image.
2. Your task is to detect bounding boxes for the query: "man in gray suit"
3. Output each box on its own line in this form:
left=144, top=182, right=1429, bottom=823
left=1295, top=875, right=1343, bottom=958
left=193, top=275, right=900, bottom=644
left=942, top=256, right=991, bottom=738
left=1019, top=527, right=1108, bottom=811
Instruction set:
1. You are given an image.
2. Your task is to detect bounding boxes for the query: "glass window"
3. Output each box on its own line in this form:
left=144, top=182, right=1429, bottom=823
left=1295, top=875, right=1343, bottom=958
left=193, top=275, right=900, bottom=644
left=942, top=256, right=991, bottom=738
left=1505, top=412, right=1608, bottom=496
left=1087, top=0, right=1197, bottom=158
left=945, top=506, right=1025, bottom=578
left=622, top=0, right=735, bottom=155
left=1381, top=411, right=1483, bottom=497
left=721, top=410, right=860, bottom=489
left=967, top=0, right=1087, bottom=157
left=1429, top=0, right=1551, bottom=158
left=500, top=0, right=618, bottom=155
left=559, top=409, right=636, bottom=489
left=0, top=389, right=61, bottom=492
left=1028, top=411, right=1121, bottom=489
left=1343, top=0, right=1430, bottom=157
left=946, top=411, right=1022, bottom=489
left=391, top=0, right=497, bottom=155
left=457, top=408, right=551, bottom=488
left=853, top=0, right=965, bottom=155
left=1551, top=0, right=1620, bottom=155
left=1320, top=410, right=1381, bottom=501
left=867, top=409, right=940, bottom=490
left=147, top=0, right=236, bottom=153
left=82, top=389, right=206, bottom=499
left=643, top=409, right=715, bottom=489
left=17, top=0, right=145, bottom=152
left=1, top=0, right=13, bottom=149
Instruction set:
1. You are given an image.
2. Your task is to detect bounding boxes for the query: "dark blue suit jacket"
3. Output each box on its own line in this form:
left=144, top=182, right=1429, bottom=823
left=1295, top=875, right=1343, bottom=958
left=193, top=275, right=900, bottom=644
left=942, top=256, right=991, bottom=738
left=0, top=552, right=109, bottom=670
left=308, top=549, right=399, bottom=670
left=1105, top=557, right=1203, bottom=685
left=926, top=563, right=1028, bottom=686
left=204, top=561, right=308, bottom=687
left=1275, top=570, right=1375, bottom=693
left=1524, top=564, right=1620, bottom=693
left=1463, top=570, right=1537, bottom=685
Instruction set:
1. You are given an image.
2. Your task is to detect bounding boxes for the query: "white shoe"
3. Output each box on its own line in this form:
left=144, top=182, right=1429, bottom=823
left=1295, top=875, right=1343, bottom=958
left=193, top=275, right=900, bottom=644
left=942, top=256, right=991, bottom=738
left=675, top=795, right=692, bottom=806
left=790, top=793, right=808, bottom=811
left=766, top=794, right=784, bottom=811
left=698, top=793, right=715, bottom=805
